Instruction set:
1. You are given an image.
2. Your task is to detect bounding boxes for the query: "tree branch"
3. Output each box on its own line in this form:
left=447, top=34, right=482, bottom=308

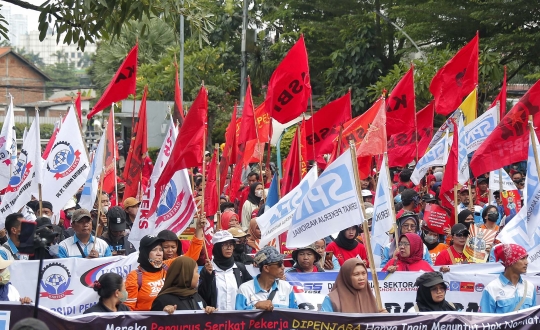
left=3, top=0, right=82, bottom=28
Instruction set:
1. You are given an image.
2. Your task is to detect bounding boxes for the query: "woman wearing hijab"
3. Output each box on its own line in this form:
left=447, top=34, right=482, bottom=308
left=382, top=233, right=434, bottom=272
left=321, top=259, right=383, bottom=313
left=241, top=182, right=263, bottom=228
left=245, top=217, right=277, bottom=254
left=408, top=272, right=457, bottom=312
left=151, top=256, right=216, bottom=314
left=326, top=226, right=369, bottom=266
left=198, top=231, right=253, bottom=310
left=221, top=211, right=241, bottom=231
left=124, top=216, right=205, bottom=311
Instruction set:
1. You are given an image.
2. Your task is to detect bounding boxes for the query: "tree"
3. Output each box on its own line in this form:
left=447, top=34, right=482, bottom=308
left=1, top=0, right=214, bottom=50
left=52, top=50, right=69, bottom=63
left=42, top=62, right=80, bottom=97
left=77, top=53, right=92, bottom=68
left=15, top=47, right=45, bottom=67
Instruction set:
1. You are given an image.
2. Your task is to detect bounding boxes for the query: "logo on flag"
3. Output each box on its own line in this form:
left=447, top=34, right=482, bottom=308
left=8, top=150, right=31, bottom=190
left=156, top=180, right=191, bottom=226
left=46, top=141, right=82, bottom=180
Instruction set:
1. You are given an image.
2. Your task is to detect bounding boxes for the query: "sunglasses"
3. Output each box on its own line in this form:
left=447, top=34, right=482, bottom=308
left=267, top=261, right=283, bottom=268
left=454, top=233, right=468, bottom=238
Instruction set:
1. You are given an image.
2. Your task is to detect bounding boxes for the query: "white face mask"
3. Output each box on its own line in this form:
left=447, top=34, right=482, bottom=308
left=255, top=190, right=263, bottom=198
left=102, top=206, right=109, bottom=214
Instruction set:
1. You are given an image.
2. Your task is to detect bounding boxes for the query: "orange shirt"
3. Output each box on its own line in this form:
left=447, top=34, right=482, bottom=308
left=428, top=243, right=449, bottom=264
left=125, top=236, right=203, bottom=311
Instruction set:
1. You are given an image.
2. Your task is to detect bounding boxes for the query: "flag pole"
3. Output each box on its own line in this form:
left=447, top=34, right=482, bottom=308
left=336, top=125, right=344, bottom=157
left=111, top=105, right=119, bottom=204
left=528, top=116, right=540, bottom=180
left=496, top=102, right=504, bottom=200
left=296, top=123, right=302, bottom=180
left=453, top=185, right=459, bottom=224
left=93, top=120, right=109, bottom=248
left=215, top=143, right=221, bottom=230
left=349, top=140, right=383, bottom=311
left=309, top=95, right=316, bottom=166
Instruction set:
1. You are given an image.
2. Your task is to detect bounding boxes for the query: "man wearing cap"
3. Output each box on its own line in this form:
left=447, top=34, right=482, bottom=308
left=477, top=177, right=490, bottom=205
left=58, top=209, right=112, bottom=258
left=435, top=223, right=473, bottom=271
left=286, top=243, right=323, bottom=273
left=100, top=206, right=136, bottom=256
left=228, top=227, right=254, bottom=265
left=123, top=197, right=140, bottom=231
left=38, top=201, right=54, bottom=218
left=396, top=189, right=420, bottom=218
left=235, top=246, right=298, bottom=310
left=361, top=190, right=373, bottom=204
left=480, top=244, right=535, bottom=313
left=457, top=184, right=484, bottom=222
left=419, top=194, right=437, bottom=220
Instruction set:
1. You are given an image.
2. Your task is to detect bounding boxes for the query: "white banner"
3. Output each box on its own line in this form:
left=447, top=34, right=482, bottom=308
left=411, top=129, right=450, bottom=185
left=489, top=168, right=517, bottom=192
left=286, top=149, right=363, bottom=248
left=257, top=167, right=318, bottom=247
left=0, top=96, right=17, bottom=191
left=465, top=105, right=498, bottom=154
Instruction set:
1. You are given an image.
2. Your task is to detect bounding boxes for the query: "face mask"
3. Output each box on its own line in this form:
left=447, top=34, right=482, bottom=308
left=148, top=258, right=162, bottom=269
left=0, top=269, right=10, bottom=285
left=102, top=206, right=109, bottom=214
left=424, top=235, right=438, bottom=245
left=118, top=289, right=128, bottom=303
left=66, top=211, right=73, bottom=220
left=255, top=190, right=263, bottom=198
left=234, top=244, right=244, bottom=254
left=487, top=213, right=499, bottom=222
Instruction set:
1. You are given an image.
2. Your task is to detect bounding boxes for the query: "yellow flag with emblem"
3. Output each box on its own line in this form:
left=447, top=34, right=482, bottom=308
left=458, top=88, right=477, bottom=125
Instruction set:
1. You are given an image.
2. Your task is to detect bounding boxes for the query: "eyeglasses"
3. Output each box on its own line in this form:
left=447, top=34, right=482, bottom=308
left=401, top=224, right=417, bottom=230
left=398, top=242, right=410, bottom=247
left=221, top=242, right=235, bottom=249
left=454, top=233, right=468, bottom=238
left=430, top=285, right=446, bottom=293
left=267, top=261, right=283, bottom=268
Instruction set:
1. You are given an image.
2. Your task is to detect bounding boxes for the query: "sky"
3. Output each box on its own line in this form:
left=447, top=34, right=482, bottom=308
left=5, top=0, right=43, bottom=32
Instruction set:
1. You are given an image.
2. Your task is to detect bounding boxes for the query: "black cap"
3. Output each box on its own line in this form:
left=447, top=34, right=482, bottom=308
left=401, top=189, right=419, bottom=203
left=476, top=177, right=488, bottom=185
left=41, top=201, right=53, bottom=212
left=107, top=206, right=127, bottom=231
left=414, top=272, right=446, bottom=288
left=35, top=217, right=53, bottom=230
left=422, top=193, right=436, bottom=202
left=139, top=235, right=165, bottom=248
left=451, top=223, right=470, bottom=236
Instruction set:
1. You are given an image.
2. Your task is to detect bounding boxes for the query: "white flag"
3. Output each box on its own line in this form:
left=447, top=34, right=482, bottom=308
left=427, top=109, right=460, bottom=150
left=371, top=153, right=395, bottom=267
left=130, top=118, right=179, bottom=248
left=411, top=129, right=451, bottom=185
left=464, top=105, right=497, bottom=154
left=498, top=130, right=540, bottom=270
left=79, top=131, right=106, bottom=211
left=0, top=96, right=17, bottom=190
left=286, top=149, right=364, bottom=248
left=489, top=169, right=517, bottom=192
left=257, top=167, right=318, bottom=247
left=457, top=113, right=469, bottom=185
left=43, top=107, right=89, bottom=212
left=0, top=112, right=41, bottom=222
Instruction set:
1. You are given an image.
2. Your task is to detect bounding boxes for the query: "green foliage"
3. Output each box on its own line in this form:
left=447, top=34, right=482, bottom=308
left=147, top=147, right=160, bottom=163
left=42, top=62, right=81, bottom=97
left=14, top=48, right=45, bottom=67
left=0, top=4, right=8, bottom=41
left=3, top=123, right=55, bottom=139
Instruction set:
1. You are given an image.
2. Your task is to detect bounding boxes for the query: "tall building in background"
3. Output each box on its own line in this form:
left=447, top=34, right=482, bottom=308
left=1, top=5, right=28, bottom=47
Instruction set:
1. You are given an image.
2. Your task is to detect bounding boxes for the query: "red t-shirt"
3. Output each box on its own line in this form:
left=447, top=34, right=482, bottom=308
left=434, top=246, right=471, bottom=266
left=381, top=258, right=433, bottom=272
left=326, top=241, right=369, bottom=266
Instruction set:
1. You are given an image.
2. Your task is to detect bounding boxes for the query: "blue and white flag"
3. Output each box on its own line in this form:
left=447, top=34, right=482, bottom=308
left=0, top=95, right=17, bottom=191
left=464, top=104, right=497, bottom=154
left=265, top=174, right=279, bottom=211
left=411, top=129, right=451, bottom=185
left=489, top=168, right=516, bottom=192
left=257, top=167, right=318, bottom=247
left=498, top=128, right=540, bottom=270
left=427, top=109, right=460, bottom=150
left=286, top=149, right=363, bottom=248
left=79, top=129, right=105, bottom=211
left=371, top=153, right=395, bottom=267
left=457, top=113, right=469, bottom=185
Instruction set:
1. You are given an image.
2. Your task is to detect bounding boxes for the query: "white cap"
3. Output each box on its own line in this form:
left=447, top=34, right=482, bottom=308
left=212, top=230, right=237, bottom=245
left=365, top=207, right=374, bottom=220
left=361, top=190, right=373, bottom=197
left=63, top=198, right=76, bottom=210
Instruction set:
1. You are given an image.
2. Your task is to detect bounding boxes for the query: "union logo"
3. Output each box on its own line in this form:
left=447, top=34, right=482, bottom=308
left=40, top=262, right=74, bottom=300
left=46, top=141, right=81, bottom=180
left=7, top=149, right=32, bottom=191
left=155, top=180, right=187, bottom=226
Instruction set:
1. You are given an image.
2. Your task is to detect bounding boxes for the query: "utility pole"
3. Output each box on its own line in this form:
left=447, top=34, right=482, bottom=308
left=239, top=0, right=249, bottom=111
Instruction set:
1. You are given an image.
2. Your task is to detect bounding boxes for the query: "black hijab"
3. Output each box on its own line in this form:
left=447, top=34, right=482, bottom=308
left=247, top=182, right=263, bottom=206
left=458, top=209, right=474, bottom=229
left=212, top=241, right=235, bottom=271
left=334, top=226, right=359, bottom=251
left=233, top=244, right=254, bottom=265
left=416, top=283, right=456, bottom=312
left=138, top=241, right=163, bottom=273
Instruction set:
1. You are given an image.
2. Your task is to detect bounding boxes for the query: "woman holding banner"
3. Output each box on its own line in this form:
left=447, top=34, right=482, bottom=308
left=382, top=233, right=434, bottom=272
left=321, top=259, right=382, bottom=313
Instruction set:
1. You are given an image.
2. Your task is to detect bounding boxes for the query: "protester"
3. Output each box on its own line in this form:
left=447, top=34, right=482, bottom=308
left=326, top=226, right=369, bottom=266
left=436, top=223, right=472, bottom=271
left=228, top=227, right=254, bottom=265
left=12, top=318, right=49, bottom=330
left=421, top=224, right=448, bottom=264
left=392, top=169, right=414, bottom=197
left=3, top=213, right=28, bottom=260
left=84, top=273, right=130, bottom=313
left=396, top=189, right=419, bottom=218
left=198, top=230, right=253, bottom=310
left=124, top=215, right=205, bottom=311
left=91, top=191, right=110, bottom=234
left=321, top=259, right=382, bottom=313
left=287, top=243, right=324, bottom=273
left=477, top=177, right=490, bottom=205
left=361, top=190, right=373, bottom=204
left=123, top=197, right=140, bottom=230
left=480, top=205, right=500, bottom=231
left=151, top=256, right=216, bottom=314
left=314, top=239, right=340, bottom=271
left=236, top=246, right=298, bottom=310
left=458, top=209, right=475, bottom=229
left=58, top=209, right=112, bottom=258
left=100, top=206, right=136, bottom=256
left=246, top=218, right=263, bottom=253
left=157, top=230, right=186, bottom=260
left=457, top=185, right=484, bottom=221
left=221, top=210, right=241, bottom=230
left=382, top=233, right=434, bottom=272
left=419, top=193, right=437, bottom=220
left=37, top=201, right=54, bottom=218
left=409, top=272, right=457, bottom=312
left=512, top=171, right=525, bottom=197
left=220, top=202, right=235, bottom=214
left=241, top=182, right=263, bottom=228
left=480, top=244, right=535, bottom=313
left=0, top=258, right=32, bottom=304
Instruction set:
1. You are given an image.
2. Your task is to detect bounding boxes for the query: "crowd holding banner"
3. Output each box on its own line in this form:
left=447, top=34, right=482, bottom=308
left=4, top=33, right=540, bottom=329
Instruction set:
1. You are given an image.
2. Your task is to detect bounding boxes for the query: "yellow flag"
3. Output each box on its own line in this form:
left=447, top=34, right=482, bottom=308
left=458, top=88, right=477, bottom=125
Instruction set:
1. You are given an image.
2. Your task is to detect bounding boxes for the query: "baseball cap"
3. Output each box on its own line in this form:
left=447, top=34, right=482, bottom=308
left=212, top=230, right=237, bottom=245
left=107, top=206, right=126, bottom=231
left=40, top=201, right=53, bottom=212
left=476, top=177, right=488, bottom=184
left=414, top=272, right=446, bottom=288
left=254, top=246, right=285, bottom=267
left=35, top=217, right=53, bottom=230
left=139, top=235, right=165, bottom=248
left=71, top=209, right=92, bottom=223
left=459, top=184, right=476, bottom=193
left=401, top=189, right=419, bottom=203
left=123, top=197, right=140, bottom=209
left=422, top=193, right=437, bottom=203
left=451, top=223, right=470, bottom=236
left=361, top=190, right=373, bottom=197
left=228, top=227, right=249, bottom=238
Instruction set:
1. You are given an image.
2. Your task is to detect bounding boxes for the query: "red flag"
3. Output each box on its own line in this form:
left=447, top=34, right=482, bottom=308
left=42, top=121, right=60, bottom=160
left=150, top=86, right=208, bottom=214
left=88, top=44, right=138, bottom=118
left=238, top=80, right=257, bottom=145
left=490, top=66, right=507, bottom=120
left=430, top=34, right=478, bottom=116
left=266, top=35, right=312, bottom=124
left=281, top=121, right=308, bottom=196
left=228, top=148, right=245, bottom=202
left=173, top=61, right=185, bottom=126
left=204, top=149, right=218, bottom=217
left=122, top=86, right=148, bottom=200
left=439, top=120, right=459, bottom=218
left=305, top=92, right=352, bottom=160
left=387, top=101, right=434, bottom=167
left=356, top=99, right=387, bottom=157
left=219, top=104, right=237, bottom=195
left=470, top=79, right=540, bottom=176
left=75, top=92, right=82, bottom=123
left=386, top=67, right=416, bottom=136
left=254, top=103, right=271, bottom=143
left=102, top=110, right=118, bottom=193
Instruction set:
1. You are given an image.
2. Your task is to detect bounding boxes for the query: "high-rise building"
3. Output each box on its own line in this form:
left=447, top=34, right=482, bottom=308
left=1, top=5, right=28, bottom=47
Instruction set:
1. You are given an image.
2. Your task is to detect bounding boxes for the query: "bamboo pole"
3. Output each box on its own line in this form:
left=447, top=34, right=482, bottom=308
left=215, top=143, right=221, bottom=230
left=528, top=116, right=540, bottom=180
left=454, top=186, right=459, bottom=224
